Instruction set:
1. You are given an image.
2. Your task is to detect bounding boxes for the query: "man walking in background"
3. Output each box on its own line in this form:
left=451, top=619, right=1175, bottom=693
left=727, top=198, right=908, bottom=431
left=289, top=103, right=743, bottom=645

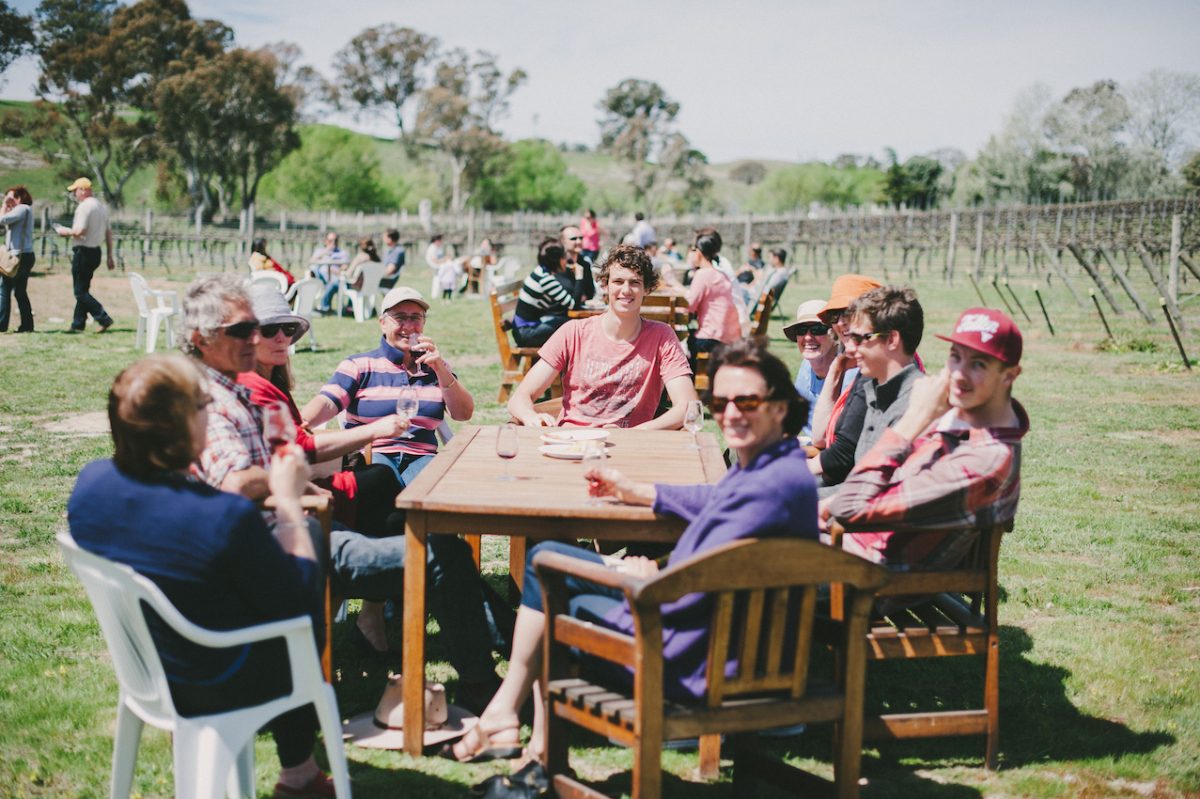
left=56, top=178, right=114, bottom=333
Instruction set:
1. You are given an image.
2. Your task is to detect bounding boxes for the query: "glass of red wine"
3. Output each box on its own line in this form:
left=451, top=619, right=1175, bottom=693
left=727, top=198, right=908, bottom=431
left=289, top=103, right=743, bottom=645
left=262, top=401, right=296, bottom=453
left=496, top=423, right=519, bottom=481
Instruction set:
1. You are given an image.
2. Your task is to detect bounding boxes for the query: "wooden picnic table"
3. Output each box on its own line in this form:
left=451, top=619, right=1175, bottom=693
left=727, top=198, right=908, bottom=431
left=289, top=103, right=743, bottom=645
left=396, top=424, right=726, bottom=755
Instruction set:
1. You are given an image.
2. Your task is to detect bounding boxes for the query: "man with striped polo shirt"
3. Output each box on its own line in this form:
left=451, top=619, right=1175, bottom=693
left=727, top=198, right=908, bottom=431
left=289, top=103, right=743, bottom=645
left=302, top=286, right=474, bottom=489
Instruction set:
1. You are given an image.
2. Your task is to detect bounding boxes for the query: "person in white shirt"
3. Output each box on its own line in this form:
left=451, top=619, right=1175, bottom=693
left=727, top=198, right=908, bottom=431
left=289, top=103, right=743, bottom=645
left=55, top=177, right=114, bottom=333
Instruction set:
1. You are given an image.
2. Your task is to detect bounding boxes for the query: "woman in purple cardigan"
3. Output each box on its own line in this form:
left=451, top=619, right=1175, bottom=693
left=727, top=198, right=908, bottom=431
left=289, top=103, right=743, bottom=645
left=443, top=338, right=819, bottom=765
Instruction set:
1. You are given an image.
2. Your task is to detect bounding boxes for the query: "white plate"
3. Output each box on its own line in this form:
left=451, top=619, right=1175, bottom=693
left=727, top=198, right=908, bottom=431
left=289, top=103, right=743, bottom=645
left=538, top=444, right=608, bottom=460
left=540, top=429, right=609, bottom=445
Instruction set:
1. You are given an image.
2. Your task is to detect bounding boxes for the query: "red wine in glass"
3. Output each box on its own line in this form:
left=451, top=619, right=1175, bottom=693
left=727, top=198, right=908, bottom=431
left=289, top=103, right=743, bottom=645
left=263, top=401, right=296, bottom=453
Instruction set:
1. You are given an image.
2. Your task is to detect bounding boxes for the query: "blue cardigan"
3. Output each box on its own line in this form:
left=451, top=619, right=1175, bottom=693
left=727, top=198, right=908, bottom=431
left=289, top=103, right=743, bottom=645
left=68, top=460, right=319, bottom=686
left=603, top=437, right=818, bottom=699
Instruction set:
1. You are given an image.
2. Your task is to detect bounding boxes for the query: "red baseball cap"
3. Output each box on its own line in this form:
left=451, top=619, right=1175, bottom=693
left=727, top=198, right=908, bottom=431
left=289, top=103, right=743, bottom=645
left=935, top=307, right=1023, bottom=365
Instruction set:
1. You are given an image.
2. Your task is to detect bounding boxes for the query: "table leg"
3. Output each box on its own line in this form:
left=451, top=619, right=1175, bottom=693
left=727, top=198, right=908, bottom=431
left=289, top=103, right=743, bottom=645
left=403, top=511, right=428, bottom=757
left=508, top=535, right=526, bottom=603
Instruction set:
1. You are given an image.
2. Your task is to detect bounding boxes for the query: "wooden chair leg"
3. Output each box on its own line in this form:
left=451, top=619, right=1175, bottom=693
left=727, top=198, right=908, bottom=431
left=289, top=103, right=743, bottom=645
left=508, top=535, right=527, bottom=603
left=697, top=733, right=721, bottom=779
left=632, top=730, right=663, bottom=799
left=984, top=631, right=1000, bottom=770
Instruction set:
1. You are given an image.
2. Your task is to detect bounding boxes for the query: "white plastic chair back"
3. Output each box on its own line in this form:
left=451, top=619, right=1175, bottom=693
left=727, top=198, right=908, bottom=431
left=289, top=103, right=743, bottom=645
left=344, top=261, right=386, bottom=322
left=248, top=271, right=289, bottom=293
left=488, top=256, right=522, bottom=292
left=128, top=273, right=179, bottom=353
left=288, top=278, right=321, bottom=352
left=58, top=532, right=351, bottom=799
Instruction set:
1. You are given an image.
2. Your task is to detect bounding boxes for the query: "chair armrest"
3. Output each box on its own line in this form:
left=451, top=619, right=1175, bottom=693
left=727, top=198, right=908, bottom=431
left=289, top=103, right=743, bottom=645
left=533, top=550, right=643, bottom=593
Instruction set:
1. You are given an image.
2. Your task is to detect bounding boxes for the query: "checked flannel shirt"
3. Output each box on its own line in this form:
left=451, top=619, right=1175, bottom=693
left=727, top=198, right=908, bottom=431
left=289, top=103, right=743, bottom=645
left=827, top=400, right=1030, bottom=570
left=195, top=364, right=270, bottom=488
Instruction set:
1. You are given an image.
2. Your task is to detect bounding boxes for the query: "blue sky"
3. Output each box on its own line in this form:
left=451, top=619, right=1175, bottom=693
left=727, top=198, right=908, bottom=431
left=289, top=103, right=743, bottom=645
left=5, top=0, right=1200, bottom=163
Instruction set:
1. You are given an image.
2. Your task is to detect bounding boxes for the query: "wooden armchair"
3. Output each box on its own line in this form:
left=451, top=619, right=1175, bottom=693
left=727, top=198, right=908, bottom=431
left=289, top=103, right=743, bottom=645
left=826, top=520, right=1012, bottom=769
left=491, top=279, right=543, bottom=402
left=535, top=537, right=889, bottom=799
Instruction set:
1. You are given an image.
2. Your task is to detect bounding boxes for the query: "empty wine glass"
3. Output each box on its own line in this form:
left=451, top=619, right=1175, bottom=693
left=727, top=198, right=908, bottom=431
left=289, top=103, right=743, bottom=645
left=496, top=423, right=519, bottom=481
left=581, top=442, right=605, bottom=504
left=683, top=399, right=704, bottom=450
left=395, top=386, right=420, bottom=439
left=262, top=401, right=296, bottom=453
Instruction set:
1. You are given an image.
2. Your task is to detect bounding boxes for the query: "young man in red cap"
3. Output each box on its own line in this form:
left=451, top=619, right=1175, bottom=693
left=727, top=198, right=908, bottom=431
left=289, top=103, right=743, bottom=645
left=825, top=307, right=1029, bottom=570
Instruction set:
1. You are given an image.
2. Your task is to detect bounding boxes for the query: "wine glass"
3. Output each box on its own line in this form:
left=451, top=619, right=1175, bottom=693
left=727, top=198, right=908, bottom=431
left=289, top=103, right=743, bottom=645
left=683, top=399, right=704, bottom=450
left=581, top=442, right=605, bottom=504
left=262, top=401, right=296, bottom=453
left=407, top=333, right=428, bottom=377
left=395, top=386, right=420, bottom=439
left=496, top=423, right=519, bottom=481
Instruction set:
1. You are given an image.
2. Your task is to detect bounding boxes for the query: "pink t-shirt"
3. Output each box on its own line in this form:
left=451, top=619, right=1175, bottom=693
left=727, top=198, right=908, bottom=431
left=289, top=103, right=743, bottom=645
left=687, top=267, right=741, bottom=343
left=539, top=316, right=692, bottom=428
left=580, top=217, right=600, bottom=251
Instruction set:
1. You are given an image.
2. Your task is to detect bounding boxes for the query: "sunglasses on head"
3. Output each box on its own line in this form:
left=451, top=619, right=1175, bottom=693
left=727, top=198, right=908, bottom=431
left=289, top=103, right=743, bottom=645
left=793, top=323, right=829, bottom=337
left=219, top=320, right=259, bottom=339
left=260, top=322, right=300, bottom=339
left=707, top=394, right=775, bottom=414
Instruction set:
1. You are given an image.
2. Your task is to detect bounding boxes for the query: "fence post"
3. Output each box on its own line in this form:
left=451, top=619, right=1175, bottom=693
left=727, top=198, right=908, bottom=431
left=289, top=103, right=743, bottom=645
left=194, top=206, right=202, bottom=236
left=1169, top=214, right=1181, bottom=301
left=280, top=209, right=287, bottom=233
left=945, top=210, right=958, bottom=284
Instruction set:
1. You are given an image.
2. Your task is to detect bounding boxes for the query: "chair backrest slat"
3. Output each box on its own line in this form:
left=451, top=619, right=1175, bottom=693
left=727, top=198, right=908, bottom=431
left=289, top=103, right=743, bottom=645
left=704, top=593, right=736, bottom=707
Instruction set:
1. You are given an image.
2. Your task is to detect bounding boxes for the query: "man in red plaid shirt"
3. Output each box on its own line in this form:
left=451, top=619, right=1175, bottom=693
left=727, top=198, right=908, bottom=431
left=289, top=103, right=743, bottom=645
left=825, top=307, right=1029, bottom=570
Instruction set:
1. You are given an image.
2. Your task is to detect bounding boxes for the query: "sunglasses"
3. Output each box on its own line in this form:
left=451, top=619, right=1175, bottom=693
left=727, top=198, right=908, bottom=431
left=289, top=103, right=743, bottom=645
left=566, top=236, right=583, bottom=241
left=260, top=322, right=300, bottom=339
left=843, top=330, right=886, bottom=346
left=707, top=394, right=776, bottom=414
left=793, top=323, right=829, bottom=337
left=219, top=320, right=260, bottom=339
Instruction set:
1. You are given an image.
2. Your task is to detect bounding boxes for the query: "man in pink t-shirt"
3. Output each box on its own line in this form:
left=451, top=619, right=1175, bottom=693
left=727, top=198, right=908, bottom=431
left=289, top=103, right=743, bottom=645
left=508, top=245, right=697, bottom=429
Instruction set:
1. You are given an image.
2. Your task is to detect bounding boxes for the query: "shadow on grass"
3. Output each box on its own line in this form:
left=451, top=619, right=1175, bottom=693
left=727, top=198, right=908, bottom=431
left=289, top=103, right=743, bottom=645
left=846, top=625, right=1173, bottom=774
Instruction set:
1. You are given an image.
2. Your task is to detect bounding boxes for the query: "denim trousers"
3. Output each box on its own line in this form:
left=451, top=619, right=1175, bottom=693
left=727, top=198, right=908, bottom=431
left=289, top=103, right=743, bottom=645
left=512, top=316, right=569, bottom=348
left=0, top=252, right=35, bottom=331
left=327, top=521, right=497, bottom=684
left=71, top=246, right=110, bottom=329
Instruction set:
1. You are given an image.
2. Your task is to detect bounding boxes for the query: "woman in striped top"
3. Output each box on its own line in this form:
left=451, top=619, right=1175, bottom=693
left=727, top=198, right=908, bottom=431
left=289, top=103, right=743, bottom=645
left=511, top=239, right=587, bottom=348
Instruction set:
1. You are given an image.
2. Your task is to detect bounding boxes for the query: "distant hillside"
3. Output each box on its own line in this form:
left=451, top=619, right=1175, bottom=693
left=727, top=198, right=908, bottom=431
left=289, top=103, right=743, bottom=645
left=0, top=99, right=846, bottom=214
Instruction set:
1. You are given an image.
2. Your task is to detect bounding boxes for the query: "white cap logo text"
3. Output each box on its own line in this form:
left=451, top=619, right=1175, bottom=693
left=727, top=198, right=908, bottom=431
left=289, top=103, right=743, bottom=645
left=957, top=313, right=1000, bottom=342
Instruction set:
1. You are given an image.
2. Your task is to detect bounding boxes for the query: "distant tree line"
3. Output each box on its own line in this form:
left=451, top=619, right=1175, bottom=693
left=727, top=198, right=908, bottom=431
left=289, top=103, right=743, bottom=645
left=1, top=0, right=1197, bottom=216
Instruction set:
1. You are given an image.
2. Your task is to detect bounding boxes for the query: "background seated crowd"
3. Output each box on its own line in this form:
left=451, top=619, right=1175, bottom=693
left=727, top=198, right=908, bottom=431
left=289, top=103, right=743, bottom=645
left=67, top=223, right=1029, bottom=796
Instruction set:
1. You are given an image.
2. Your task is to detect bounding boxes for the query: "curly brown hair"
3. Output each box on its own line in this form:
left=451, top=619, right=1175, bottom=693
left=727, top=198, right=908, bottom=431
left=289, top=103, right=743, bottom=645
left=596, top=243, right=659, bottom=293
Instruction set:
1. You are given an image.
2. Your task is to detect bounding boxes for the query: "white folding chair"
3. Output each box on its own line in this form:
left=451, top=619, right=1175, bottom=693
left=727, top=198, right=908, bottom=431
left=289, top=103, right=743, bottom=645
left=57, top=532, right=351, bottom=799
left=486, top=256, right=522, bottom=293
left=247, top=271, right=290, bottom=293
left=286, top=278, right=321, bottom=352
left=342, top=262, right=386, bottom=322
left=128, top=273, right=179, bottom=353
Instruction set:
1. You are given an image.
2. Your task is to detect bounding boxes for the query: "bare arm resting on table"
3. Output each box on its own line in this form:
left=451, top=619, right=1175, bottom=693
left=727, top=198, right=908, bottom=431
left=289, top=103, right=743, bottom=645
left=633, top=374, right=697, bottom=430
left=507, top=359, right=560, bottom=427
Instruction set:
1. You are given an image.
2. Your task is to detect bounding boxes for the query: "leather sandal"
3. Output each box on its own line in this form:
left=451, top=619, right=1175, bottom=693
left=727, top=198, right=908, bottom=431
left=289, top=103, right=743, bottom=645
left=438, top=723, right=522, bottom=764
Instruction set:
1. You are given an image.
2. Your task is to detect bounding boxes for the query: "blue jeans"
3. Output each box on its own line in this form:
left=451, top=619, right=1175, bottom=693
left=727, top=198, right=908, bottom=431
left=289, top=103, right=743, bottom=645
left=373, top=452, right=433, bottom=489
left=512, top=316, right=569, bottom=348
left=71, top=246, right=111, bottom=329
left=327, top=522, right=496, bottom=684
left=0, top=252, right=34, bottom=331
left=520, top=541, right=623, bottom=620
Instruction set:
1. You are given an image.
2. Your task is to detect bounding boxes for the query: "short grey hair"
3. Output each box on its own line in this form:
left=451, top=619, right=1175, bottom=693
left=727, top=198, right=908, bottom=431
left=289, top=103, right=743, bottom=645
left=180, top=275, right=251, bottom=356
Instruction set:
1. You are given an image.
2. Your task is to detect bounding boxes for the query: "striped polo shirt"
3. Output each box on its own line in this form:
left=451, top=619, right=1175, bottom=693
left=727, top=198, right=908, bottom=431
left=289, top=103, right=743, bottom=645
left=318, top=337, right=448, bottom=457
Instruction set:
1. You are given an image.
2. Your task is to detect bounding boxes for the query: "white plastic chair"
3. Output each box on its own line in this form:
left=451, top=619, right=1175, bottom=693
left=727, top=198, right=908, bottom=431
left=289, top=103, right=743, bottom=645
left=342, top=261, right=386, bottom=322
left=248, top=271, right=290, bottom=293
left=486, top=256, right=522, bottom=293
left=57, top=532, right=351, bottom=799
left=128, top=273, right=179, bottom=353
left=286, top=278, right=321, bottom=352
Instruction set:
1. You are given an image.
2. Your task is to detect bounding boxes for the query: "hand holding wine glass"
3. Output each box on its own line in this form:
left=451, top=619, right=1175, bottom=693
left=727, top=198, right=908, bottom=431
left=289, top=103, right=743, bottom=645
left=262, top=401, right=297, bottom=453
left=683, top=399, right=704, bottom=450
left=581, top=442, right=606, bottom=504
left=395, top=386, right=420, bottom=439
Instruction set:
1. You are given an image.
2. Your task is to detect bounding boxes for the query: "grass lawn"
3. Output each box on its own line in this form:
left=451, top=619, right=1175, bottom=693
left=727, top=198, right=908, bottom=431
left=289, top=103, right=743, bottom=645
left=0, top=253, right=1197, bottom=798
